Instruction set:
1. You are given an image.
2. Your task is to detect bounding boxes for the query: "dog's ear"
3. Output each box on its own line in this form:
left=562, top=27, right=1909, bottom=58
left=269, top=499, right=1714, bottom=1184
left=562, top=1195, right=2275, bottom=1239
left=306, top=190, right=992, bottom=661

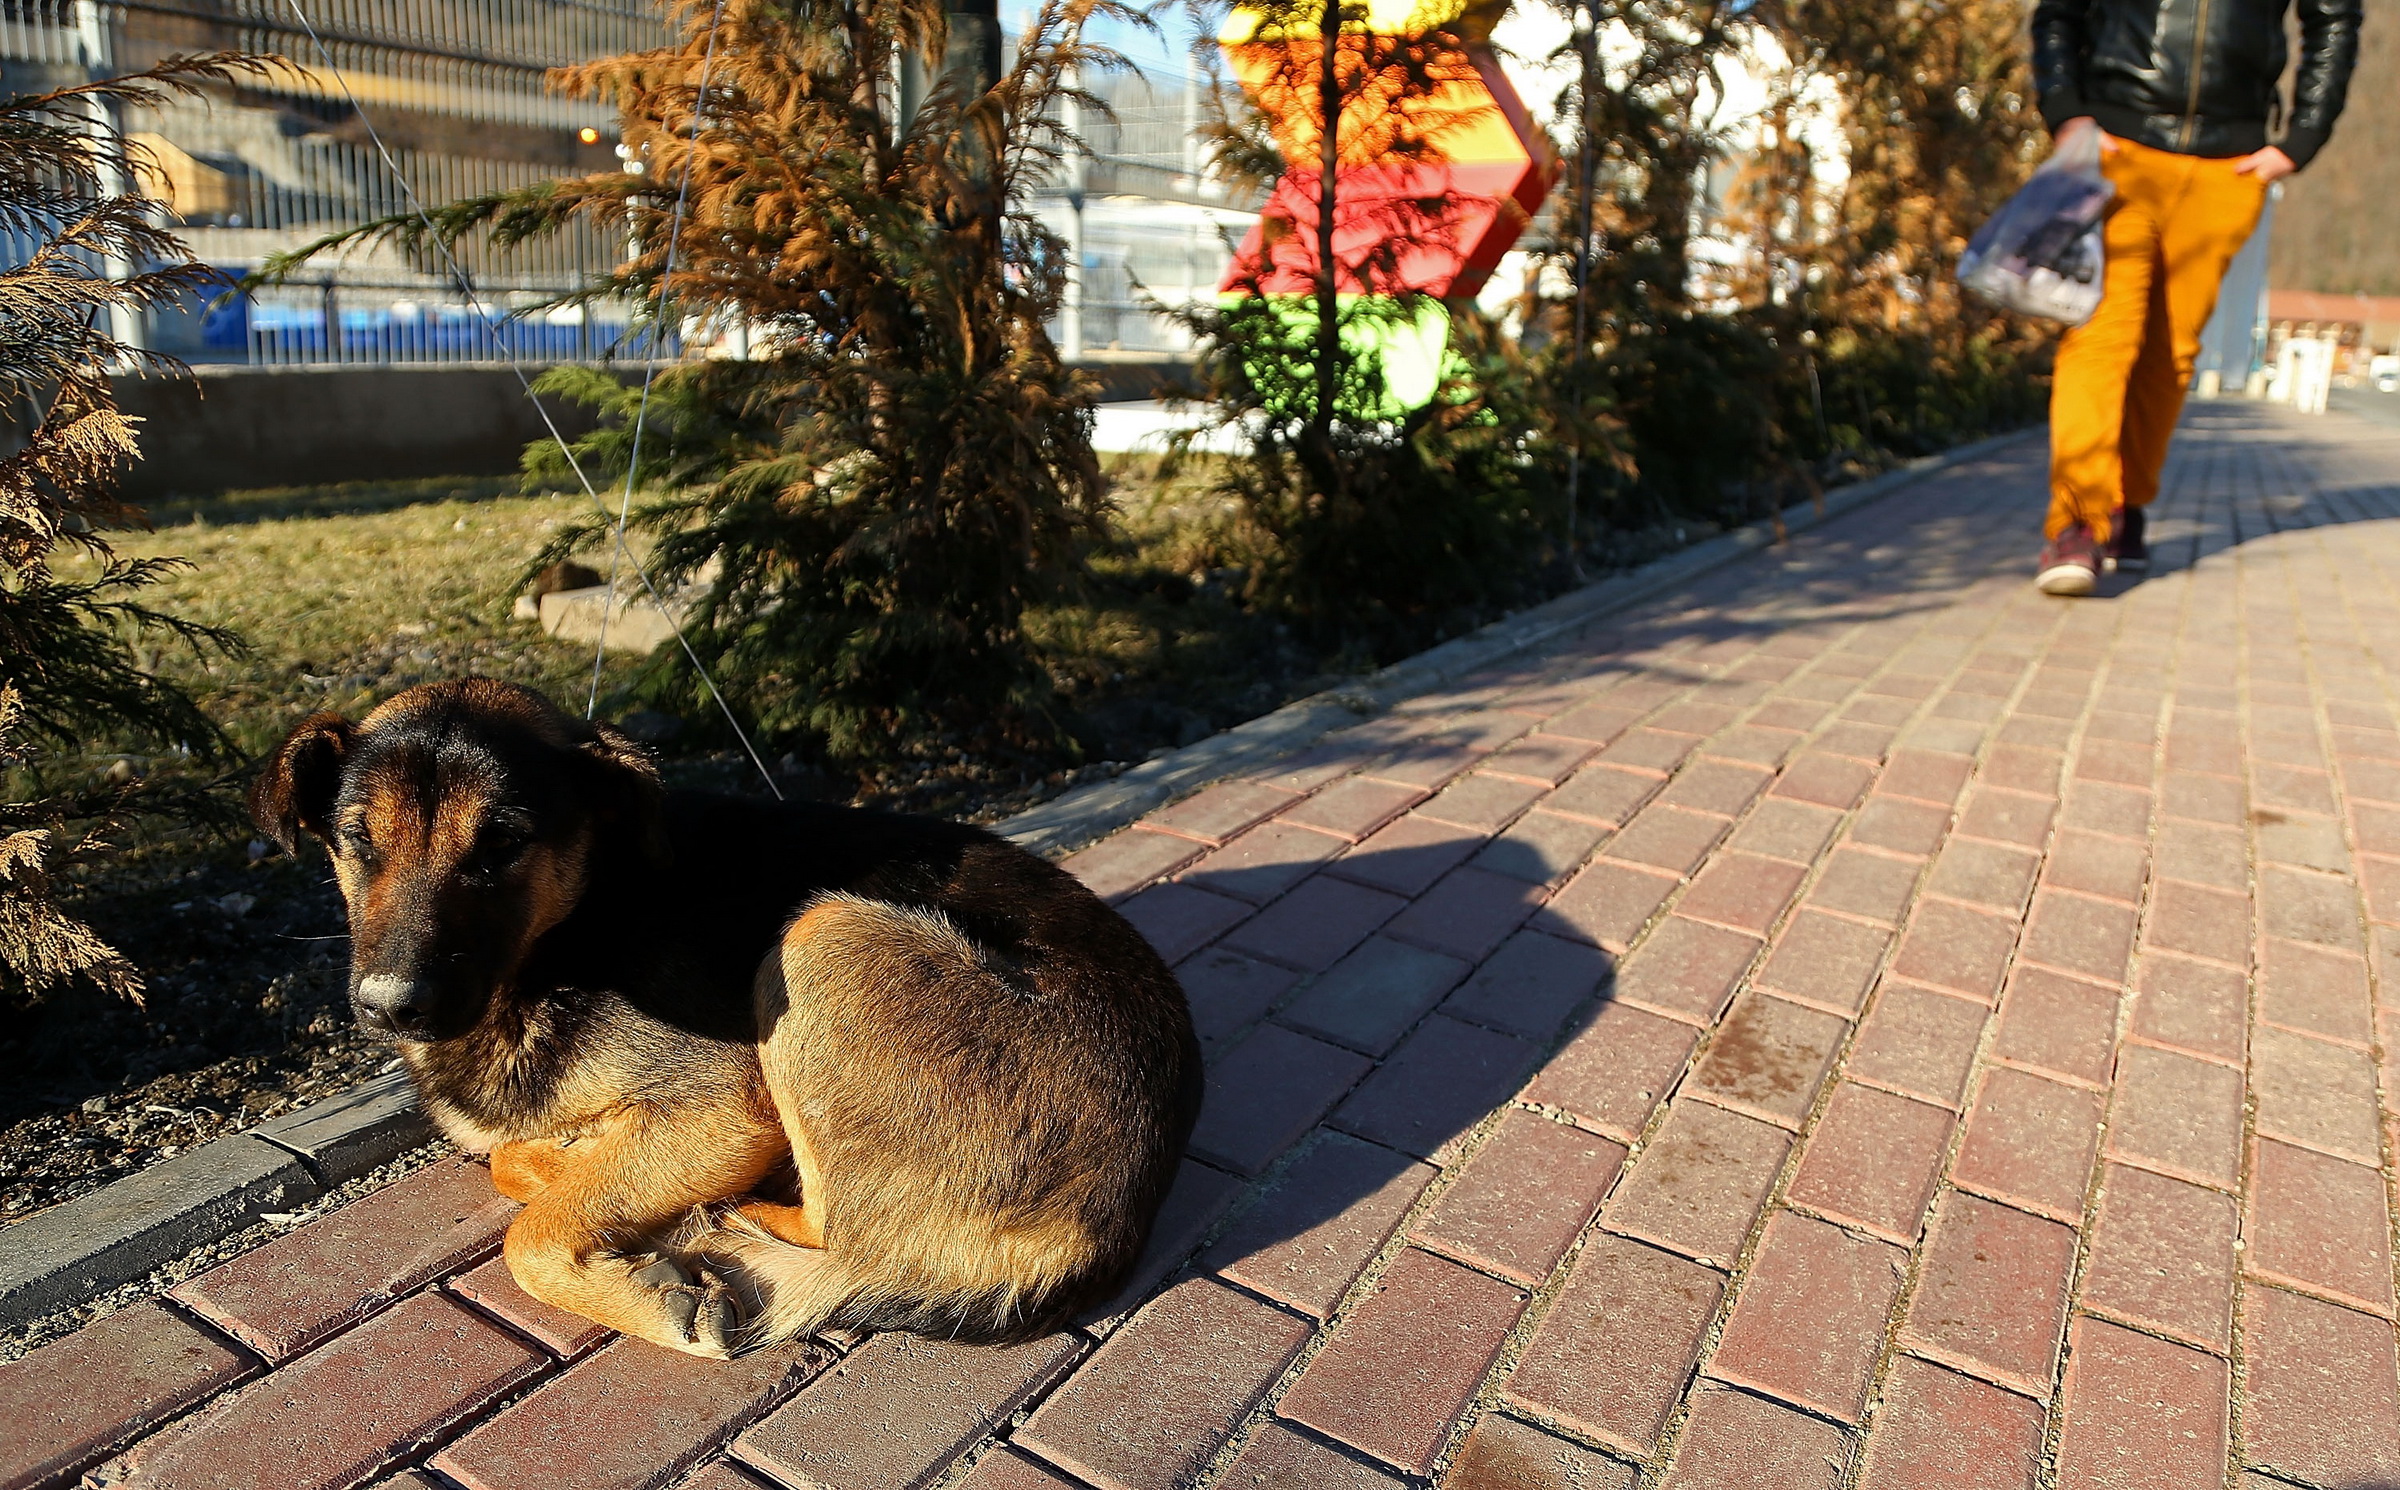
left=251, top=712, right=355, bottom=853
left=578, top=721, right=667, bottom=859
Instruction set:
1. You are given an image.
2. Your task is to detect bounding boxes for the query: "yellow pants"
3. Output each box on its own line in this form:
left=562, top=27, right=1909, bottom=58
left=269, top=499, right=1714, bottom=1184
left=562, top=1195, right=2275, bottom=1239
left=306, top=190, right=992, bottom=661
left=2046, top=137, right=2269, bottom=543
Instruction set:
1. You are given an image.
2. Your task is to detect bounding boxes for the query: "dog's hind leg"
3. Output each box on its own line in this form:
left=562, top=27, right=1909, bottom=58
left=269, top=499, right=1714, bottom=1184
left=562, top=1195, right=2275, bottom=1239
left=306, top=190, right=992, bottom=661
left=707, top=893, right=1114, bottom=1348
left=725, top=1198, right=823, bottom=1249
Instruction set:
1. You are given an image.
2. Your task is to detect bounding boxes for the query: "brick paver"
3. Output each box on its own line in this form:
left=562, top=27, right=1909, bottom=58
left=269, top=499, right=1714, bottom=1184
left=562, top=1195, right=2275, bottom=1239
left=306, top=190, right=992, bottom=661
left=13, top=403, right=2400, bottom=1487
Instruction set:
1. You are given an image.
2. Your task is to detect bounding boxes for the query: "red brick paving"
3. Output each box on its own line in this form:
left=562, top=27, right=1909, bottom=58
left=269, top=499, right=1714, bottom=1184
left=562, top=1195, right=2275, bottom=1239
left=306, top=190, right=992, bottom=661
left=0, top=1302, right=255, bottom=1490
left=1409, top=1111, right=1623, bottom=1286
left=1016, top=1278, right=1311, bottom=1490
left=730, top=1332, right=1081, bottom=1490
left=1204, top=1133, right=1436, bottom=1319
left=432, top=1336, right=820, bottom=1490
left=170, top=1157, right=514, bottom=1362
left=1273, top=1249, right=1524, bottom=1474
left=1704, top=1211, right=1905, bottom=1423
left=2052, top=1316, right=2229, bottom=1490
left=20, top=405, right=2400, bottom=1487
left=446, top=1253, right=611, bottom=1359
left=103, top=1291, right=547, bottom=1490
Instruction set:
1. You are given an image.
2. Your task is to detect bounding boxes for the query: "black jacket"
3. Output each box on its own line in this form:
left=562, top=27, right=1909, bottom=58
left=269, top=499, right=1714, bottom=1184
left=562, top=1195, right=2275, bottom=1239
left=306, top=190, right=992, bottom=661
left=2032, top=0, right=2361, bottom=168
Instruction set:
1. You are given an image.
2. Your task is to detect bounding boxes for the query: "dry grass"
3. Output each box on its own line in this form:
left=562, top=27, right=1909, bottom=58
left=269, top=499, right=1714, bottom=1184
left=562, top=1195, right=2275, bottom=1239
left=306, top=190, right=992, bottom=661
left=66, top=461, right=1335, bottom=796
left=83, top=479, right=646, bottom=762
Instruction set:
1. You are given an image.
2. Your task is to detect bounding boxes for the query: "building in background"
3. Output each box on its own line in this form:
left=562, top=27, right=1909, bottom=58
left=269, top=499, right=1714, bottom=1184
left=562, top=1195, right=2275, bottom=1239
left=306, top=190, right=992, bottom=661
left=4, top=0, right=656, bottom=362
left=1024, top=60, right=1254, bottom=362
left=2262, top=290, right=2400, bottom=365
left=1, top=0, right=1255, bottom=366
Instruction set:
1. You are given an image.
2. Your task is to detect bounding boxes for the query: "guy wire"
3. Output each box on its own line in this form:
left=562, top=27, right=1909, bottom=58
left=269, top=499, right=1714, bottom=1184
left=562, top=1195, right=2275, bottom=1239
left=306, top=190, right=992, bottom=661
left=273, top=0, right=785, bottom=798
left=588, top=0, right=728, bottom=715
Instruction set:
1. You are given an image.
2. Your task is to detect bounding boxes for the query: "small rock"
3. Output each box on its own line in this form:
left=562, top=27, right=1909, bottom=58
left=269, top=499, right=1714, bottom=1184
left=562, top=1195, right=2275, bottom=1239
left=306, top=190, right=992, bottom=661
left=103, top=758, right=138, bottom=785
left=81, top=1096, right=107, bottom=1114
left=533, top=559, right=606, bottom=598
left=215, top=892, right=257, bottom=917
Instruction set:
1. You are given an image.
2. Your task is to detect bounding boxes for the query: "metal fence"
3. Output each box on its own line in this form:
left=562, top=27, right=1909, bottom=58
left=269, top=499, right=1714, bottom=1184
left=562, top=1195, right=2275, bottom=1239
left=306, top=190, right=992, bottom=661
left=5, top=0, right=1240, bottom=367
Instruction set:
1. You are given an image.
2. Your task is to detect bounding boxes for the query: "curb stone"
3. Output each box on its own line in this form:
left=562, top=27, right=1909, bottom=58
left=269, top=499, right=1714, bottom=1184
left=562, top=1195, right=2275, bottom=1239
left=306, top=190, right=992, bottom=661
left=0, top=425, right=2036, bottom=1330
left=0, top=1136, right=316, bottom=1330
left=250, top=1071, right=433, bottom=1184
left=0, top=1073, right=425, bottom=1331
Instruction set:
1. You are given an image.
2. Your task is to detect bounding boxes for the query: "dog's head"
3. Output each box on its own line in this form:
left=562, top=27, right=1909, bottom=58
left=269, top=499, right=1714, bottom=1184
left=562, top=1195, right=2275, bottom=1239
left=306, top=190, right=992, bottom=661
left=252, top=679, right=662, bottom=1042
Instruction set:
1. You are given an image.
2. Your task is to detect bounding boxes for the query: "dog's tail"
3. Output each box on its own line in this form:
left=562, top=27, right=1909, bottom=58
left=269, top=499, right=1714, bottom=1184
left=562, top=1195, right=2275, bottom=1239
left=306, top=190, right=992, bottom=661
left=699, top=1209, right=870, bottom=1350
left=698, top=1205, right=1106, bottom=1351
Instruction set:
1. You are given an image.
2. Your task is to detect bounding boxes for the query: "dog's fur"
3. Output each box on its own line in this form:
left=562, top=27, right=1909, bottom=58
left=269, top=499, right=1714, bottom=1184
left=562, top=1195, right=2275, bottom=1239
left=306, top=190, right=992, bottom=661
left=252, top=679, right=1199, bottom=1357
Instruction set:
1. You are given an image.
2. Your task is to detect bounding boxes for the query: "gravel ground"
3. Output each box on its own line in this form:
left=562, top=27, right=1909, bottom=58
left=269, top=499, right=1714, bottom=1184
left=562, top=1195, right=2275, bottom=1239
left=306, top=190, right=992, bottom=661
left=3, top=838, right=380, bottom=1227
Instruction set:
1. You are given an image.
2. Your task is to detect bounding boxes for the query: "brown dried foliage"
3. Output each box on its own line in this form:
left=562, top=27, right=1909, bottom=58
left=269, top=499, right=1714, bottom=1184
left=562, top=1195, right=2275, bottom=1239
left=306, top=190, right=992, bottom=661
left=2, top=54, right=266, bottom=1008
left=265, top=0, right=1135, bottom=761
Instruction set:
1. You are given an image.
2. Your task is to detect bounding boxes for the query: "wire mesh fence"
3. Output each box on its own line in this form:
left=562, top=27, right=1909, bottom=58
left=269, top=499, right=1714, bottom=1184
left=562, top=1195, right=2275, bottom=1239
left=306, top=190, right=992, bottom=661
left=4, top=0, right=1240, bottom=366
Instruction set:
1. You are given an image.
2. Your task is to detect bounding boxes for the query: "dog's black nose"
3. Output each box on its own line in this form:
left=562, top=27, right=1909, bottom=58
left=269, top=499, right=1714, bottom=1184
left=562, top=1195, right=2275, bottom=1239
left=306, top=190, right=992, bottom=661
left=355, top=974, right=436, bottom=1036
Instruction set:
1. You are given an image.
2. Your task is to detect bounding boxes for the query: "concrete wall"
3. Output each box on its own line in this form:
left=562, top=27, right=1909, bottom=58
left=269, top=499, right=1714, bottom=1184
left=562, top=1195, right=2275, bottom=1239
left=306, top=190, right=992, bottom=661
left=110, top=364, right=610, bottom=500
left=106, top=358, right=1196, bottom=499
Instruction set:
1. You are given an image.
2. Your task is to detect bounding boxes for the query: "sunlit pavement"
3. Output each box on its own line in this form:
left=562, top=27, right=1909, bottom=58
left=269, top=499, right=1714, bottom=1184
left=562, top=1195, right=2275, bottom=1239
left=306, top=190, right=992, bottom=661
left=8, top=399, right=2398, bottom=1490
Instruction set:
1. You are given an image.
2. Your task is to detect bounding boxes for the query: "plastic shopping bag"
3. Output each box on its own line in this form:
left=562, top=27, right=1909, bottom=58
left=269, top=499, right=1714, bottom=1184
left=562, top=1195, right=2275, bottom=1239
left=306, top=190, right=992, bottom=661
left=1957, top=128, right=2115, bottom=325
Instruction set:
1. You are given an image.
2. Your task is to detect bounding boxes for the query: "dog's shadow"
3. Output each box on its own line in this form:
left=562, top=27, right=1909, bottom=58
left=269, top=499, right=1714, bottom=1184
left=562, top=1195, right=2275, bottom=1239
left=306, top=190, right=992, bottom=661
left=1084, top=825, right=1627, bottom=1333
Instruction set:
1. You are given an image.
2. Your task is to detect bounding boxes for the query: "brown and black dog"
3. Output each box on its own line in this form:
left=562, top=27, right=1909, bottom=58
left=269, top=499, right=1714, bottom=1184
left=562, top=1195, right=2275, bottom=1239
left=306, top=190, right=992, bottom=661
left=252, top=679, right=1198, bottom=1358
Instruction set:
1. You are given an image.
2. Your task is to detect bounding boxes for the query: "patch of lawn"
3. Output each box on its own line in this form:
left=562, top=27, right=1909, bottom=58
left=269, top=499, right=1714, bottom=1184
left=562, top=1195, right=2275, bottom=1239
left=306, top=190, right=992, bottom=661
left=82, top=482, right=648, bottom=762
left=73, top=461, right=1351, bottom=805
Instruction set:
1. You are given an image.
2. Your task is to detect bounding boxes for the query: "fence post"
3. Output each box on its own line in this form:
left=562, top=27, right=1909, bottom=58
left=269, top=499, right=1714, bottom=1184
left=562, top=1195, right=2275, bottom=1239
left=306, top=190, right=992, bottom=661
left=75, top=0, right=146, bottom=354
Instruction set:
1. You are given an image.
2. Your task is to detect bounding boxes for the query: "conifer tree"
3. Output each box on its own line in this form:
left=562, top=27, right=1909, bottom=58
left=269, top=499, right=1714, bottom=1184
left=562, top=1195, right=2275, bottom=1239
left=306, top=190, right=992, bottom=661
left=267, top=0, right=1125, bottom=765
left=1, top=56, right=257, bottom=1010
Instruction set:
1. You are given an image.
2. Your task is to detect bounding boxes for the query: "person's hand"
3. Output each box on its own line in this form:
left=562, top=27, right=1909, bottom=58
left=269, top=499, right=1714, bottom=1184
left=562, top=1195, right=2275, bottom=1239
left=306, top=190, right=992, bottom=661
left=2233, top=146, right=2298, bottom=183
left=2054, top=116, right=2117, bottom=155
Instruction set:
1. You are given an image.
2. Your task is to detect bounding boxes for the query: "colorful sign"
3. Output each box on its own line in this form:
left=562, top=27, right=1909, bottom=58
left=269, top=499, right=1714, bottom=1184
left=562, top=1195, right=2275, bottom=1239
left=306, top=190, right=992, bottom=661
left=1217, top=0, right=1552, bottom=413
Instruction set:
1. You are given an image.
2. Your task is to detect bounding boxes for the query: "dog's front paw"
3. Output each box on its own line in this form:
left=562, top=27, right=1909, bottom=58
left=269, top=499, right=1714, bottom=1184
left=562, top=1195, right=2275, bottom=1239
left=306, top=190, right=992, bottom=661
left=628, top=1253, right=745, bottom=1359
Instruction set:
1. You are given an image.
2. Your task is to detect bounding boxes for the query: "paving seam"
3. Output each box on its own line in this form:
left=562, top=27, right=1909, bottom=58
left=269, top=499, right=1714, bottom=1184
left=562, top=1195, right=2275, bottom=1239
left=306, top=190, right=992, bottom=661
left=2330, top=468, right=2400, bottom=1372
left=2266, top=450, right=2400, bottom=1430
left=2042, top=508, right=2196, bottom=1490
left=1667, top=497, right=2080, bottom=1486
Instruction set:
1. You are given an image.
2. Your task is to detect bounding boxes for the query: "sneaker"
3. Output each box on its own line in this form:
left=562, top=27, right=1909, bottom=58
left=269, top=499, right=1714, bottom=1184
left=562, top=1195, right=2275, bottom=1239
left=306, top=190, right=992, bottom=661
left=2104, top=505, right=2148, bottom=573
left=2037, top=524, right=2098, bottom=596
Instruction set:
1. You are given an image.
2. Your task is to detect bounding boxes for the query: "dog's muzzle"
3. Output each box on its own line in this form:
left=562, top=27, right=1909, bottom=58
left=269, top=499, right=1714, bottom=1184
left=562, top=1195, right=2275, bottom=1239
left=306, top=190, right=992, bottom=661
left=354, top=973, right=438, bottom=1037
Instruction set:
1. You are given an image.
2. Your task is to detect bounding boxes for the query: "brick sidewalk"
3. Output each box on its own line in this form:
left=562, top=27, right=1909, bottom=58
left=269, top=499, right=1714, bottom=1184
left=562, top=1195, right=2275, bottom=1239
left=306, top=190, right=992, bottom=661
left=9, top=400, right=2400, bottom=1490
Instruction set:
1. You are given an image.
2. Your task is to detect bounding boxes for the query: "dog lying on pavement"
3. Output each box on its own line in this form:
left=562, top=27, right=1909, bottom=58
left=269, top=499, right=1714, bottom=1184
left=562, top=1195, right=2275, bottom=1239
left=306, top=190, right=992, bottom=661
left=252, top=679, right=1198, bottom=1357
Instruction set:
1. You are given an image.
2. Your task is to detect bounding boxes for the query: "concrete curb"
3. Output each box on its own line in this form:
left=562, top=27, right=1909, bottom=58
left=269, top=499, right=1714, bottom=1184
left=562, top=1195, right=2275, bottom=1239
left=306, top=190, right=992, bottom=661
left=0, top=425, right=2036, bottom=1329
left=0, top=1074, right=429, bottom=1330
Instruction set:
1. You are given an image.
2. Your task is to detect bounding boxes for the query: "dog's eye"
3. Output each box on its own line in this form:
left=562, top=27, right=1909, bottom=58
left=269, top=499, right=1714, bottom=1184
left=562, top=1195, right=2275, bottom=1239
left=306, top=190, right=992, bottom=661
left=339, top=822, right=373, bottom=852
left=478, top=821, right=533, bottom=862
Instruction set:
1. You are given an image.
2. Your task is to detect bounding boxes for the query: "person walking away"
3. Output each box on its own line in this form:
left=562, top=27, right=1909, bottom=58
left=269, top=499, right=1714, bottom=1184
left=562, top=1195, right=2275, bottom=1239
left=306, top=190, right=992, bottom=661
left=2030, top=0, right=2360, bottom=596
